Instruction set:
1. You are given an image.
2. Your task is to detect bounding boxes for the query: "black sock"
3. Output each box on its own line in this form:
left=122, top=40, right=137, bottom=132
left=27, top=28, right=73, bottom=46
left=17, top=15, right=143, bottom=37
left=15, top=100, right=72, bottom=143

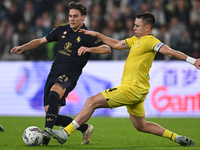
left=55, top=115, right=88, bottom=133
left=55, top=115, right=73, bottom=126
left=45, top=91, right=59, bottom=129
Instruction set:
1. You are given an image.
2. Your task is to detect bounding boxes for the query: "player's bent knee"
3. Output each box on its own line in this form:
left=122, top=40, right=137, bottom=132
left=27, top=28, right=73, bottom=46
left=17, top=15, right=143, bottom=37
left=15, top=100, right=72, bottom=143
left=50, top=83, right=66, bottom=99
left=85, top=97, right=96, bottom=107
left=85, top=96, right=100, bottom=109
left=135, top=127, right=144, bottom=132
left=133, top=124, right=146, bottom=132
left=51, top=83, right=63, bottom=91
left=85, top=94, right=108, bottom=109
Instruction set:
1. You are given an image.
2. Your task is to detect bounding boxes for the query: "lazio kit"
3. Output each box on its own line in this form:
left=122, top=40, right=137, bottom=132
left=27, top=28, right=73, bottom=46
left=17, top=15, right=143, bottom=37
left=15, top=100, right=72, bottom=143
left=102, top=35, right=164, bottom=117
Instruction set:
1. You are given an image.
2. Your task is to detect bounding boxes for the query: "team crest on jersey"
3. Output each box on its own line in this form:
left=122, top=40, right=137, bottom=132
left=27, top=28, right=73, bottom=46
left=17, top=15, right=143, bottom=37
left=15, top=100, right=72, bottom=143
left=62, top=31, right=67, bottom=38
left=64, top=42, right=72, bottom=50
left=76, top=36, right=81, bottom=43
left=135, top=43, right=140, bottom=48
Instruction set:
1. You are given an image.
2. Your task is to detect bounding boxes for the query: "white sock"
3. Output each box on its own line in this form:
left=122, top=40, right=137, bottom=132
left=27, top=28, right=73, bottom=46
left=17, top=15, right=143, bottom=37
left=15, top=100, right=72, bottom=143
left=62, top=129, right=69, bottom=137
left=72, top=120, right=80, bottom=129
left=175, top=135, right=181, bottom=143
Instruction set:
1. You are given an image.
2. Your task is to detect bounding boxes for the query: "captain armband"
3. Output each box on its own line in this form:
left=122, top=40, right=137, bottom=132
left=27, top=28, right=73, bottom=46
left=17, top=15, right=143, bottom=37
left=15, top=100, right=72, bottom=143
left=153, top=42, right=164, bottom=52
left=186, top=56, right=196, bottom=65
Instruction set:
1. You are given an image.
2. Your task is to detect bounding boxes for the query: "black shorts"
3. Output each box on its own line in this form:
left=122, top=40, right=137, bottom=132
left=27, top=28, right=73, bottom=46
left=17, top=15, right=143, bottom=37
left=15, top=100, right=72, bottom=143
left=44, top=74, right=77, bottom=106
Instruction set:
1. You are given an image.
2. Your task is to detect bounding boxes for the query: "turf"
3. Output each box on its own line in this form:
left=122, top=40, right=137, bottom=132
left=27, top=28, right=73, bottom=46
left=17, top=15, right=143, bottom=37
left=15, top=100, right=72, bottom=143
left=0, top=117, right=199, bottom=150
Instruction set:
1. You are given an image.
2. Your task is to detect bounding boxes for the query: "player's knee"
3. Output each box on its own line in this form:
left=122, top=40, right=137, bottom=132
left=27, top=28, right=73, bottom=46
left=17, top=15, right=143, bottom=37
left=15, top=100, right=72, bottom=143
left=50, top=83, right=65, bottom=99
left=134, top=123, right=146, bottom=132
left=85, top=96, right=99, bottom=109
left=135, top=126, right=144, bottom=132
left=51, top=83, right=63, bottom=91
left=85, top=97, right=95, bottom=107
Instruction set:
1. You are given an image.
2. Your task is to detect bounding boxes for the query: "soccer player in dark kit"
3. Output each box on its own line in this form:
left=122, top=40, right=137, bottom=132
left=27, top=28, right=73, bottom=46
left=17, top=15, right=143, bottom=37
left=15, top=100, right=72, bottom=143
left=11, top=1, right=111, bottom=146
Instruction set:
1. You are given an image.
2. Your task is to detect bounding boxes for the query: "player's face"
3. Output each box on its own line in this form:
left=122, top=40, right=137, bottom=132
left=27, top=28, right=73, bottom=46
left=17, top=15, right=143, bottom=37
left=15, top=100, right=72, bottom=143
left=69, top=9, right=85, bottom=32
left=133, top=18, right=146, bottom=38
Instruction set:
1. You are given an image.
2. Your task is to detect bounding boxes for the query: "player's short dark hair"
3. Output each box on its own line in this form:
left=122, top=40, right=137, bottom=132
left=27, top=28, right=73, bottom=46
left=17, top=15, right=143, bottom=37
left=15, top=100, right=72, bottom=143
left=68, top=1, right=87, bottom=16
left=136, top=11, right=156, bottom=29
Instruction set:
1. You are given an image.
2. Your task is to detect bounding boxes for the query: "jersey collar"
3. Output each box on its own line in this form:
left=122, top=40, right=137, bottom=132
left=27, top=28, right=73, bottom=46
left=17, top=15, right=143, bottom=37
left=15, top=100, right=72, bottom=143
left=68, top=23, right=87, bottom=32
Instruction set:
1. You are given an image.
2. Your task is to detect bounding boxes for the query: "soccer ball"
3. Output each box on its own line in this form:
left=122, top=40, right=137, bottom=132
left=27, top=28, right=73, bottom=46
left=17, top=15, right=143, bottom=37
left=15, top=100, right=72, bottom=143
left=22, top=126, right=43, bottom=146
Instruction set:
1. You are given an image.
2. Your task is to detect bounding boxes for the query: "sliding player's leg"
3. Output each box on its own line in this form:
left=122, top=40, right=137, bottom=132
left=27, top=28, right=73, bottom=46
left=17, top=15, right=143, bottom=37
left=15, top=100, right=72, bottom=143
left=48, top=92, right=109, bottom=144
left=128, top=103, right=195, bottom=147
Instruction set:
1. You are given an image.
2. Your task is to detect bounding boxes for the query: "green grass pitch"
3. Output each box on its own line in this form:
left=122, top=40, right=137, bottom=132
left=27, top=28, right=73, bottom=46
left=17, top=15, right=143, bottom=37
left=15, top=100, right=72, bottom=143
left=0, top=117, right=199, bottom=150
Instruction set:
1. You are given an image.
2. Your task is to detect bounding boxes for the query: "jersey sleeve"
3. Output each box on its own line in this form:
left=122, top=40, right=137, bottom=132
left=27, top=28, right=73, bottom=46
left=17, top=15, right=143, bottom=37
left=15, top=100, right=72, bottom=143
left=46, top=27, right=59, bottom=42
left=86, top=35, right=104, bottom=47
left=147, top=37, right=164, bottom=52
left=125, top=37, right=134, bottom=48
left=153, top=42, right=164, bottom=52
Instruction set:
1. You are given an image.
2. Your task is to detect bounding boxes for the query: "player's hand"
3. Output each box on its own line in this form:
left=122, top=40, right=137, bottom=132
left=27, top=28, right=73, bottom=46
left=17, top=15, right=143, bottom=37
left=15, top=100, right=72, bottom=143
left=78, top=46, right=91, bottom=56
left=79, top=29, right=97, bottom=37
left=10, top=46, right=24, bottom=55
left=194, top=58, right=200, bottom=70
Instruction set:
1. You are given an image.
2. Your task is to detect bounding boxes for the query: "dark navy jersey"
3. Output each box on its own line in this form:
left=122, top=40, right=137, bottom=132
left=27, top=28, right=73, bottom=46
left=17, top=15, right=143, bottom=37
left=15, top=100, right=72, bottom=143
left=46, top=24, right=104, bottom=80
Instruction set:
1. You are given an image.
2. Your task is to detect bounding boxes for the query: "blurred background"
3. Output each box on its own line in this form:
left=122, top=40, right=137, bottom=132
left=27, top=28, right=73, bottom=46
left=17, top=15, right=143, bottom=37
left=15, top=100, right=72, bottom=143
left=0, top=0, right=200, bottom=61
left=0, top=0, right=200, bottom=117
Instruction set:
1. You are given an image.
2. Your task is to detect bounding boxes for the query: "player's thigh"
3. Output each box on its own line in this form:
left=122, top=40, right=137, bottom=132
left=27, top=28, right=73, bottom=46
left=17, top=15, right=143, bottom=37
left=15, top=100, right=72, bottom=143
left=126, top=94, right=147, bottom=117
left=56, top=75, right=77, bottom=106
left=129, top=113, right=146, bottom=129
left=44, top=74, right=76, bottom=107
left=51, top=83, right=66, bottom=98
left=51, top=74, right=76, bottom=98
left=101, top=86, right=132, bottom=108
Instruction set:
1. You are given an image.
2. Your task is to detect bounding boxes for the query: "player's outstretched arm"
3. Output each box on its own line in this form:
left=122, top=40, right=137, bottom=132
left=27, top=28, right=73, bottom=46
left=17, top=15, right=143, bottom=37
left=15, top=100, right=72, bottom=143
left=78, top=45, right=111, bottom=56
left=159, top=44, right=200, bottom=69
left=194, top=59, right=200, bottom=69
left=11, top=37, right=48, bottom=55
left=79, top=29, right=129, bottom=50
